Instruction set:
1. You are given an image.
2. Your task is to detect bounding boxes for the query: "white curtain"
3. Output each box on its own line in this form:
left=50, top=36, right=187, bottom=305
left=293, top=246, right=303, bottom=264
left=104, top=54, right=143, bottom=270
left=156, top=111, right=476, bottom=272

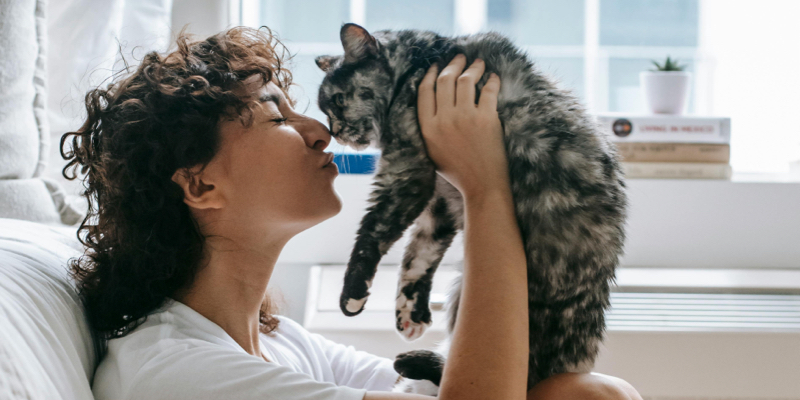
left=45, top=0, right=174, bottom=196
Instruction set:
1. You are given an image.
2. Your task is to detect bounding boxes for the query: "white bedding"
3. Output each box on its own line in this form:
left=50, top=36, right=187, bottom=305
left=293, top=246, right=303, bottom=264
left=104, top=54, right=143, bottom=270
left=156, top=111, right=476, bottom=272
left=0, top=218, right=96, bottom=400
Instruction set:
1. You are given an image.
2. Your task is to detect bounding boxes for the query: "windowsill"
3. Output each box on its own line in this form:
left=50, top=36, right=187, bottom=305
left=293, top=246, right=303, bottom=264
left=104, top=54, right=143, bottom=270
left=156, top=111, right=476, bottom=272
left=730, top=172, right=800, bottom=183
left=625, top=171, right=800, bottom=183
left=278, top=173, right=800, bottom=269
left=330, top=151, right=800, bottom=184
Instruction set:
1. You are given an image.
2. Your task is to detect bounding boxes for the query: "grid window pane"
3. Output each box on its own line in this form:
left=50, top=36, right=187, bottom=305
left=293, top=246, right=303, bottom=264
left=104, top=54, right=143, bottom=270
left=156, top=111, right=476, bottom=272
left=260, top=0, right=350, bottom=42
left=600, top=0, right=699, bottom=46
left=365, top=0, right=455, bottom=35
left=487, top=0, right=584, bottom=46
left=534, top=57, right=585, bottom=100
left=286, top=54, right=326, bottom=120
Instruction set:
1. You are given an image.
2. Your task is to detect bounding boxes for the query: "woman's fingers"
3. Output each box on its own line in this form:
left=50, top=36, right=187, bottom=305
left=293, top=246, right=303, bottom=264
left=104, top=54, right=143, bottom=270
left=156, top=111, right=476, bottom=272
left=456, top=58, right=485, bottom=108
left=417, top=64, right=438, bottom=123
left=478, top=73, right=501, bottom=112
left=436, top=54, right=467, bottom=110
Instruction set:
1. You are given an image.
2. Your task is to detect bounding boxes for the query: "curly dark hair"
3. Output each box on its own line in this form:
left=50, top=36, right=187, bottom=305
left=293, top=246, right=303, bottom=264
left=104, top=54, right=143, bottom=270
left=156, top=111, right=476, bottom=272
left=60, top=25, right=295, bottom=340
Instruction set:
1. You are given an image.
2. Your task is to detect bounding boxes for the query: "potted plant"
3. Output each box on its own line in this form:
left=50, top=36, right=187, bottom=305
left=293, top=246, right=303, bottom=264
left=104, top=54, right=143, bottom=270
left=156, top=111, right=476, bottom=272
left=640, top=56, right=691, bottom=114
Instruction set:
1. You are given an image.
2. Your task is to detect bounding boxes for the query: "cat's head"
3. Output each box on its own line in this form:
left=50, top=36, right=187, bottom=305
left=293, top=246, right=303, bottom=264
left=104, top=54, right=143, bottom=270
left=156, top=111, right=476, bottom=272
left=316, top=24, right=393, bottom=151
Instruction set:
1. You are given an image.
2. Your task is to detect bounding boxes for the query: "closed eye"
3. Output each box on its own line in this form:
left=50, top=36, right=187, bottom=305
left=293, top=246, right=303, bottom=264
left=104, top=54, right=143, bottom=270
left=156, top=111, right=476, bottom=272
left=332, top=93, right=345, bottom=108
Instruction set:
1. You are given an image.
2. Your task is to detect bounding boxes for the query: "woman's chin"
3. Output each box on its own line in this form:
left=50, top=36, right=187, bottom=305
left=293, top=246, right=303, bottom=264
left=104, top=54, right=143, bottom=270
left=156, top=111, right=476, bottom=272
left=313, top=190, right=343, bottom=223
left=328, top=190, right=343, bottom=216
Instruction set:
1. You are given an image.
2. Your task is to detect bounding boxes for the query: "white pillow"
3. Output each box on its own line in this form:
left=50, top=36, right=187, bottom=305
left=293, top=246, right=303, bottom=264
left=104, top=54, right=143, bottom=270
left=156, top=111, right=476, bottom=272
left=0, top=0, right=62, bottom=225
left=0, top=0, right=48, bottom=181
left=0, top=218, right=96, bottom=400
left=46, top=0, right=125, bottom=139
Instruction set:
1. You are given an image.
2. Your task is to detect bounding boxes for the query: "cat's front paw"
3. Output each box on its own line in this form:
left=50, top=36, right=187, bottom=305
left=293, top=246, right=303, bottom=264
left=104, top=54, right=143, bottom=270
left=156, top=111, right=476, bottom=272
left=395, top=292, right=431, bottom=341
left=340, top=277, right=372, bottom=316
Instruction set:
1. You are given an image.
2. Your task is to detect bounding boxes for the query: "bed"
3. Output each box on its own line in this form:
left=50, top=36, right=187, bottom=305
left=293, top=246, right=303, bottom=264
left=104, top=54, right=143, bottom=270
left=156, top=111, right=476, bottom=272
left=0, top=218, right=96, bottom=399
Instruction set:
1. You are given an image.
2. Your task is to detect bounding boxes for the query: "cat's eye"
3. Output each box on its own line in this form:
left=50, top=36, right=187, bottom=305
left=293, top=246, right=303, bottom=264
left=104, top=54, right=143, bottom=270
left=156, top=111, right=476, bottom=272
left=359, top=88, right=374, bottom=100
left=333, top=93, right=345, bottom=108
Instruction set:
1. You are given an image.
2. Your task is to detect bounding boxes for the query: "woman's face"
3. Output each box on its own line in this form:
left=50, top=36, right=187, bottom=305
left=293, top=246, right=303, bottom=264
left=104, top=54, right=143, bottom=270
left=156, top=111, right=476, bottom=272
left=189, top=75, right=342, bottom=239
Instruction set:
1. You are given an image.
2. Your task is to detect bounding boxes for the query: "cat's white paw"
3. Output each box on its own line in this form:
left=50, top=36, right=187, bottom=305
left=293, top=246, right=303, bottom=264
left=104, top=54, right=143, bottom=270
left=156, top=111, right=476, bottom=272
left=345, top=296, right=368, bottom=314
left=392, top=378, right=440, bottom=396
left=396, top=293, right=430, bottom=341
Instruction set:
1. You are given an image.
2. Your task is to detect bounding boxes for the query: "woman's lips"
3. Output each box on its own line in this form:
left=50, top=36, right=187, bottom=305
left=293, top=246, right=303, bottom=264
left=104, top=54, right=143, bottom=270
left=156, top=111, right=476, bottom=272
left=324, top=157, right=339, bottom=175
left=321, top=153, right=335, bottom=168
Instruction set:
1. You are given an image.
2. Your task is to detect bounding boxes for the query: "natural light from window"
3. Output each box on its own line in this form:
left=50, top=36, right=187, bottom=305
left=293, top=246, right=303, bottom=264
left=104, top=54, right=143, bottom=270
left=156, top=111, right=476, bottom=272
left=240, top=0, right=800, bottom=174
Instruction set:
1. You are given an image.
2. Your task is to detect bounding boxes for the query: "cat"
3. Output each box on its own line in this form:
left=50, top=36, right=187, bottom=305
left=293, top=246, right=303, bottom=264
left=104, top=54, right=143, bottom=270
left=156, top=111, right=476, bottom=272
left=315, top=23, right=628, bottom=392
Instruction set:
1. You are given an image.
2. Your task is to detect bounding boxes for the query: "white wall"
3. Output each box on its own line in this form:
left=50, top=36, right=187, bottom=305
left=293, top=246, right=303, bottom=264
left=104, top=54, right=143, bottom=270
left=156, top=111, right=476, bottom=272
left=171, top=0, right=232, bottom=41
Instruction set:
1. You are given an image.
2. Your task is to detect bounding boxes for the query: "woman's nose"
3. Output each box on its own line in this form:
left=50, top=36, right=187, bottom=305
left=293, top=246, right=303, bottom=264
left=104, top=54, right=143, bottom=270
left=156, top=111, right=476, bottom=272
left=298, top=115, right=333, bottom=151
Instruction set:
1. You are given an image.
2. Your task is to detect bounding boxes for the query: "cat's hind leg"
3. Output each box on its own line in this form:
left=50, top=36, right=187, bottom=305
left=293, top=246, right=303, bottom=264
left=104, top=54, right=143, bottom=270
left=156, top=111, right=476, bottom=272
left=392, top=350, right=446, bottom=396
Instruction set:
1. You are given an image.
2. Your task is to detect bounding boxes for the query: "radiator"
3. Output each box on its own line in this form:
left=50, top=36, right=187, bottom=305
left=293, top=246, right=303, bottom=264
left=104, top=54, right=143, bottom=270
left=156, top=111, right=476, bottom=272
left=304, top=265, right=800, bottom=399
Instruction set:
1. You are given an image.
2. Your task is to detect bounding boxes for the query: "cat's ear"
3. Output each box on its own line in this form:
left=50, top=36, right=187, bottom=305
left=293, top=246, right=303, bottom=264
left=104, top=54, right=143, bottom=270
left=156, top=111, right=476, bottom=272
left=340, top=23, right=378, bottom=64
left=315, top=55, right=338, bottom=72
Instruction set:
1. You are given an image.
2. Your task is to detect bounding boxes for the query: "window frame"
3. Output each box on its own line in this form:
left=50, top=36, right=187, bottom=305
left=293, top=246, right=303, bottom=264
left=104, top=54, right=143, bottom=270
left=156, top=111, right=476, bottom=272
left=231, top=0, right=800, bottom=270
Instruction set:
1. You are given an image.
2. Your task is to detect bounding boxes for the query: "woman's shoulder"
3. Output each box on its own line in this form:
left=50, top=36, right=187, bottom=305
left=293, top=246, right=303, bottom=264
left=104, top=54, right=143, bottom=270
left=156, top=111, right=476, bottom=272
left=92, top=312, right=370, bottom=400
left=270, top=314, right=308, bottom=335
left=92, top=300, right=254, bottom=399
left=94, top=330, right=366, bottom=400
left=107, top=299, right=243, bottom=353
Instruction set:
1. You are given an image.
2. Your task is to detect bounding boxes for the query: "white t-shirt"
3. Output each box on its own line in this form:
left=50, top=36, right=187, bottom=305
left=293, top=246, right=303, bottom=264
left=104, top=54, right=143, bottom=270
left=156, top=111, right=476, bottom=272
left=92, top=299, right=400, bottom=400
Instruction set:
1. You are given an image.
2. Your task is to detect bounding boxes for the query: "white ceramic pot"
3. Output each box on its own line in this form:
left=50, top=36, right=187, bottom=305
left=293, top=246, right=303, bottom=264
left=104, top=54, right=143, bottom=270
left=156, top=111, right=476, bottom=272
left=640, top=71, right=691, bottom=114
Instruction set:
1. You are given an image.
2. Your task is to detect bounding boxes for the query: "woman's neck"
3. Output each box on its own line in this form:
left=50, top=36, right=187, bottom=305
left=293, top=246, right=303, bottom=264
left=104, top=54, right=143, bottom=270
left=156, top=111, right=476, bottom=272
left=175, top=235, right=288, bottom=358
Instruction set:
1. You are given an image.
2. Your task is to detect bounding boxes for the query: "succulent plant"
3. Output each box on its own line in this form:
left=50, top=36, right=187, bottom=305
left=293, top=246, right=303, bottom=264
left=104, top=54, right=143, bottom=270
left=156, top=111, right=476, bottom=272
left=650, top=56, right=686, bottom=72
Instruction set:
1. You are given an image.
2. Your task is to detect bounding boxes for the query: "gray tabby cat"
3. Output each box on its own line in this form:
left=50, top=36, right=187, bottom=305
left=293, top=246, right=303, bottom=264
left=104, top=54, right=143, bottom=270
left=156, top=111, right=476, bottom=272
left=316, top=23, right=628, bottom=392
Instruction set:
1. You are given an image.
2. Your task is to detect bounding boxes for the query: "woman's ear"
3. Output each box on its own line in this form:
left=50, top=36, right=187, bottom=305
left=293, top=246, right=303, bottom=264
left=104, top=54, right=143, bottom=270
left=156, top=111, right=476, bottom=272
left=171, top=165, right=225, bottom=210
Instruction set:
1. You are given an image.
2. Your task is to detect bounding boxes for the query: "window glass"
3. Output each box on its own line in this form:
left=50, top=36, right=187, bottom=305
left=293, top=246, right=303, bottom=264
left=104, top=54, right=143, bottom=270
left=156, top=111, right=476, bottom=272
left=286, top=54, right=326, bottom=122
left=487, top=0, right=584, bottom=46
left=242, top=0, right=800, bottom=172
left=536, top=57, right=585, bottom=100
left=365, top=0, right=455, bottom=35
left=600, top=0, right=699, bottom=46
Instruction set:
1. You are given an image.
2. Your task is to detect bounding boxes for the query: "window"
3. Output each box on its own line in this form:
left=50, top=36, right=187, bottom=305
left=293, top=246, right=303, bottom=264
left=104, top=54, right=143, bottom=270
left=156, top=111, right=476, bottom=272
left=239, top=0, right=800, bottom=173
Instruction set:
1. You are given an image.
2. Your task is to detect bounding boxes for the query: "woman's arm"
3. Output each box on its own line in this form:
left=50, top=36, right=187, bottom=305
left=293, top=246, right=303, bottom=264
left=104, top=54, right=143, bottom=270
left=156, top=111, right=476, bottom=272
left=365, top=54, right=529, bottom=400
left=439, top=181, right=529, bottom=399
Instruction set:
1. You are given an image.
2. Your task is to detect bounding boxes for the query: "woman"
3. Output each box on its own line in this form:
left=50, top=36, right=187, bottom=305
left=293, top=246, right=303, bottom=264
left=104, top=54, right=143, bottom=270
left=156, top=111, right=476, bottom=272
left=62, top=26, right=642, bottom=400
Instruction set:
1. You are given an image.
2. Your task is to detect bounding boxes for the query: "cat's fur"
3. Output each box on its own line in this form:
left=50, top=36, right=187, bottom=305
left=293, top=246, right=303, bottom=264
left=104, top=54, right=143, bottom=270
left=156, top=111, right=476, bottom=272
left=316, top=23, right=628, bottom=391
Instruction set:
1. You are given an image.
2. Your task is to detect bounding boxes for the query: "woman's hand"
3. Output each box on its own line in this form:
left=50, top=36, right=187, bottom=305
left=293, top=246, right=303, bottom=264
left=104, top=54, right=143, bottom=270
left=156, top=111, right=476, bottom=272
left=417, top=54, right=508, bottom=199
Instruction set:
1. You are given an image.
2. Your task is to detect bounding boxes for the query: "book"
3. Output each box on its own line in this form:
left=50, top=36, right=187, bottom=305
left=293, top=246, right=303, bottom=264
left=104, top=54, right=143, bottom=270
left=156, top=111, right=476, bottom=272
left=622, top=162, right=732, bottom=179
left=615, top=143, right=730, bottom=163
left=595, top=113, right=731, bottom=144
left=332, top=153, right=379, bottom=174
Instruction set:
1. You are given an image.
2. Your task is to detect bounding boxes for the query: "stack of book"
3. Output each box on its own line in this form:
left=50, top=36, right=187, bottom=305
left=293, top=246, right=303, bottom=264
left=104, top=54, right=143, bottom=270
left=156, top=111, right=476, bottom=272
left=595, top=113, right=732, bottom=179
